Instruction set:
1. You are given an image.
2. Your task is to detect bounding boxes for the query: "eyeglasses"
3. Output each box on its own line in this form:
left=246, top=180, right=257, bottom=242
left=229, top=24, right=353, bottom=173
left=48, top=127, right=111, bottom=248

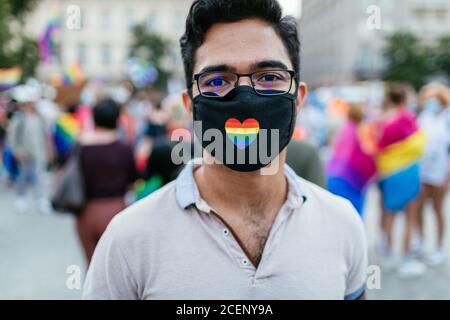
left=193, top=69, right=296, bottom=98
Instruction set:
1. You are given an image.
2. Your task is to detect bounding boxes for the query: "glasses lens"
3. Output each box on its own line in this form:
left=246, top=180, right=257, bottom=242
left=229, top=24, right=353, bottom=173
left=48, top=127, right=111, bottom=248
left=198, top=72, right=238, bottom=97
left=252, top=70, right=292, bottom=95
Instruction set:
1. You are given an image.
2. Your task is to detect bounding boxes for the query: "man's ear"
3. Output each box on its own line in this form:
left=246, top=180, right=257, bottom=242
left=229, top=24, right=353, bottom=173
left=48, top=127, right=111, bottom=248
left=182, top=90, right=193, bottom=116
left=295, top=82, right=308, bottom=114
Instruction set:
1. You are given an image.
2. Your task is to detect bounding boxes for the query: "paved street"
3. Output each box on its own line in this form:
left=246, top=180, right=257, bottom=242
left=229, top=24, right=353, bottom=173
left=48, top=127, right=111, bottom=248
left=0, top=177, right=85, bottom=300
left=0, top=174, right=449, bottom=300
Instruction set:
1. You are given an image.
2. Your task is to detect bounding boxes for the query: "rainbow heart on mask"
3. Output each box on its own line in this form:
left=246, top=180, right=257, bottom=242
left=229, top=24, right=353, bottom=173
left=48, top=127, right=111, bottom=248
left=225, top=118, right=260, bottom=150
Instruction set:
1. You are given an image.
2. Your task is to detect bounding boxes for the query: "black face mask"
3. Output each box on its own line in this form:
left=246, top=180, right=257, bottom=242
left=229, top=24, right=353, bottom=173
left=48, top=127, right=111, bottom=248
left=193, top=86, right=297, bottom=172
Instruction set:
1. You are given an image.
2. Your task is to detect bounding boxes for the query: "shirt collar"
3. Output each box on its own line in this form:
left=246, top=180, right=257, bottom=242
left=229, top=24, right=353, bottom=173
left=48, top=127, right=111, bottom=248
left=175, top=159, right=309, bottom=211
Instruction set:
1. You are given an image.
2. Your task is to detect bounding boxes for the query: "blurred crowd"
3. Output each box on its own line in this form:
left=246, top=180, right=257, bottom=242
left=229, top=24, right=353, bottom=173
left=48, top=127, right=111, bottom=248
left=324, top=82, right=450, bottom=279
left=0, top=79, right=191, bottom=262
left=0, top=78, right=449, bottom=279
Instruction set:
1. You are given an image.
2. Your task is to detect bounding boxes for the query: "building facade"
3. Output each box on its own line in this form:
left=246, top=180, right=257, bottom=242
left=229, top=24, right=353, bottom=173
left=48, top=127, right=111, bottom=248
left=25, top=0, right=193, bottom=82
left=299, top=0, right=450, bottom=88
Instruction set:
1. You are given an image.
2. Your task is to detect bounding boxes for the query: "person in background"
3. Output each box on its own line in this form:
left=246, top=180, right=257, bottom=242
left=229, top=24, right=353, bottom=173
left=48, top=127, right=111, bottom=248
left=326, top=103, right=376, bottom=216
left=135, top=100, right=170, bottom=173
left=286, top=140, right=326, bottom=188
left=414, top=83, right=450, bottom=267
left=77, top=98, right=137, bottom=264
left=376, top=83, right=426, bottom=279
left=1, top=96, right=20, bottom=184
left=6, top=85, right=53, bottom=214
left=0, top=97, right=8, bottom=183
left=135, top=99, right=182, bottom=200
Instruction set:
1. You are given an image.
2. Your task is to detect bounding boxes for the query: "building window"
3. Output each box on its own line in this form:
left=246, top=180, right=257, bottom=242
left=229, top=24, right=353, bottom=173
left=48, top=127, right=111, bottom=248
left=100, top=8, right=110, bottom=30
left=146, top=14, right=157, bottom=31
left=101, top=44, right=111, bottom=65
left=79, top=8, right=86, bottom=29
left=77, top=43, right=87, bottom=65
left=126, top=9, right=135, bottom=29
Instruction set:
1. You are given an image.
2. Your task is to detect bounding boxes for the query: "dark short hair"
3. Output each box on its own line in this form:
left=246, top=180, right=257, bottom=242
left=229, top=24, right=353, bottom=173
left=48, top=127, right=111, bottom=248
left=93, top=98, right=120, bottom=129
left=180, top=0, right=300, bottom=94
left=386, top=83, right=408, bottom=106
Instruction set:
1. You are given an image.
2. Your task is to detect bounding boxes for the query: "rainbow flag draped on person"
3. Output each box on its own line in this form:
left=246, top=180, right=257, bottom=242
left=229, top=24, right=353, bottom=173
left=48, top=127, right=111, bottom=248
left=53, top=113, right=81, bottom=162
left=326, top=121, right=376, bottom=215
left=376, top=108, right=426, bottom=211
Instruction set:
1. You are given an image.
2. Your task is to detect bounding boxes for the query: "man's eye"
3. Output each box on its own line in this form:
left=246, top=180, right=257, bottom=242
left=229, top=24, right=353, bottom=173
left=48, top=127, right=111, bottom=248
left=258, top=73, right=282, bottom=82
left=207, top=78, right=228, bottom=87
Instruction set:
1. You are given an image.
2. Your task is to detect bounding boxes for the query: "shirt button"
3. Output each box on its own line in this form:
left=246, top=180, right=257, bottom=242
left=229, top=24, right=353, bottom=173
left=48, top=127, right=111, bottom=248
left=241, top=258, right=249, bottom=266
left=223, top=229, right=229, bottom=236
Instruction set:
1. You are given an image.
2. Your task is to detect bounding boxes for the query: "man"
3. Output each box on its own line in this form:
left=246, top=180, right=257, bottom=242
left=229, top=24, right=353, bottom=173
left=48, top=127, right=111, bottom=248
left=83, top=0, right=367, bottom=300
left=7, top=85, right=53, bottom=214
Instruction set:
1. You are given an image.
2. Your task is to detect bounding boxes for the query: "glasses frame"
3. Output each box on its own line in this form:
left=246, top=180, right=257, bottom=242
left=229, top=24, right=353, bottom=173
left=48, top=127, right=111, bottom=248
left=193, top=69, right=297, bottom=98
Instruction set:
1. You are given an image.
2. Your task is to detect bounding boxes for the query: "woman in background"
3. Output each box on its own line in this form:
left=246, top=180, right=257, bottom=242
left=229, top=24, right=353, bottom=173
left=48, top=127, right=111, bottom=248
left=376, top=83, right=426, bottom=279
left=77, top=98, right=136, bottom=264
left=326, top=103, right=376, bottom=216
left=415, top=83, right=450, bottom=267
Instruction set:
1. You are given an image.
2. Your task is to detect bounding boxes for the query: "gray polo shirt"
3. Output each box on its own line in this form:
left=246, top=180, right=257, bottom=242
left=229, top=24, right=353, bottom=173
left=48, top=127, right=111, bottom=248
left=83, top=161, right=367, bottom=300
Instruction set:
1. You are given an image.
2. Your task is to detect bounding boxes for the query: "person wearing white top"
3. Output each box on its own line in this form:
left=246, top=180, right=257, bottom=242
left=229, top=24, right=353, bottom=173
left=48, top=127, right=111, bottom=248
left=415, top=83, right=450, bottom=268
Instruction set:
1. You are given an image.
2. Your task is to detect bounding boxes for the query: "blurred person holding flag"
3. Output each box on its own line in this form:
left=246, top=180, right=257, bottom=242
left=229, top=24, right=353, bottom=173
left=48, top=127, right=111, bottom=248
left=376, top=83, right=426, bottom=279
left=326, top=103, right=377, bottom=217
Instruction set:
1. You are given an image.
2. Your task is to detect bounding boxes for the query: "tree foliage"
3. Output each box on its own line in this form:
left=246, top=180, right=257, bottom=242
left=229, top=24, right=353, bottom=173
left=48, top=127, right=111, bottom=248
left=0, top=0, right=39, bottom=79
left=383, top=32, right=450, bottom=90
left=129, top=23, right=172, bottom=91
left=383, top=33, right=429, bottom=90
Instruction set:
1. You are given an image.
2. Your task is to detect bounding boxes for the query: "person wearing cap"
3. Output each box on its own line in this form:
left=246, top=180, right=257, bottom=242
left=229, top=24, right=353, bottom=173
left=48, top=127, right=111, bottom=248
left=6, top=85, right=53, bottom=214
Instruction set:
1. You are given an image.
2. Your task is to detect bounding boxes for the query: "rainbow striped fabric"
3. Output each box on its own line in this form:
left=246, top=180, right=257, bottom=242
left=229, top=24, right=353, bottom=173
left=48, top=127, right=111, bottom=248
left=377, top=108, right=426, bottom=211
left=225, top=118, right=260, bottom=150
left=327, top=121, right=376, bottom=215
left=39, top=18, right=61, bottom=64
left=63, top=62, right=84, bottom=86
left=53, top=113, right=80, bottom=159
left=0, top=67, right=22, bottom=91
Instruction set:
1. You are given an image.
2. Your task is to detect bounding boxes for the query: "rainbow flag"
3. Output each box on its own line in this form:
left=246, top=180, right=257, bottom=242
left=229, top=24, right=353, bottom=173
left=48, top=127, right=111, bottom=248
left=0, top=67, right=22, bottom=91
left=53, top=113, right=81, bottom=160
left=327, top=121, right=376, bottom=215
left=63, top=62, right=84, bottom=86
left=2, top=146, right=19, bottom=181
left=39, top=18, right=61, bottom=64
left=377, top=108, right=426, bottom=211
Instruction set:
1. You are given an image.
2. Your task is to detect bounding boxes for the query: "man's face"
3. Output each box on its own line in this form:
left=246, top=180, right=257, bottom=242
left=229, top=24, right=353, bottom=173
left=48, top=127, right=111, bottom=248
left=182, top=18, right=307, bottom=113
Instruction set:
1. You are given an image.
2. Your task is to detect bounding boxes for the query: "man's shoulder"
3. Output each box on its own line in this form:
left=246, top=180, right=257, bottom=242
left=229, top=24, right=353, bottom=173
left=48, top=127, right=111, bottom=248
left=107, top=180, right=180, bottom=238
left=298, top=176, right=363, bottom=228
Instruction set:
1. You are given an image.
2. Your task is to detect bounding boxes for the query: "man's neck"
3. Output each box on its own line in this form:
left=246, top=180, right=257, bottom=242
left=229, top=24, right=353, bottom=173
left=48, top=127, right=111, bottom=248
left=193, top=158, right=288, bottom=219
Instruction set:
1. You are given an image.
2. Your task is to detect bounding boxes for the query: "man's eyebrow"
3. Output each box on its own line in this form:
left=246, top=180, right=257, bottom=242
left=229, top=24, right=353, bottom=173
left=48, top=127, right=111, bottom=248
left=251, top=60, right=289, bottom=70
left=196, top=60, right=289, bottom=75
left=197, top=64, right=236, bottom=74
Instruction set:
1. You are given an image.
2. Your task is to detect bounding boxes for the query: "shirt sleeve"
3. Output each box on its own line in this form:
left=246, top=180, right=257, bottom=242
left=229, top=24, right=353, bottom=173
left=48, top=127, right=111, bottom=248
left=82, top=219, right=138, bottom=300
left=344, top=208, right=368, bottom=300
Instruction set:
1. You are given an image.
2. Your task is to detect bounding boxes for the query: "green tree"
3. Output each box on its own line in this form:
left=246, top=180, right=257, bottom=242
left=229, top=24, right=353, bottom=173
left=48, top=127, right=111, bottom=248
left=128, top=23, right=172, bottom=91
left=0, top=0, right=39, bottom=80
left=383, top=32, right=430, bottom=90
left=435, top=36, right=450, bottom=81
